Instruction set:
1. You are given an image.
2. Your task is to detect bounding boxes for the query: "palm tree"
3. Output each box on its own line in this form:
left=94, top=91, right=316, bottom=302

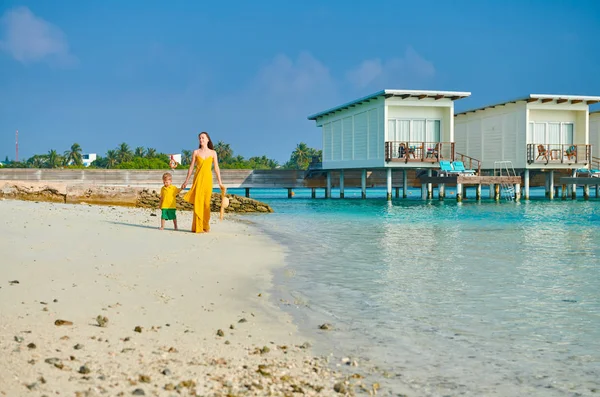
left=106, top=150, right=118, bottom=168
left=181, top=149, right=192, bottom=165
left=249, top=155, right=279, bottom=169
left=116, top=143, right=133, bottom=163
left=214, top=141, right=233, bottom=163
left=64, top=143, right=83, bottom=166
left=145, top=148, right=157, bottom=158
left=290, top=142, right=311, bottom=169
left=266, top=157, right=279, bottom=169
left=27, top=154, right=47, bottom=168
left=134, top=146, right=145, bottom=158
left=89, top=156, right=106, bottom=168
left=47, top=149, right=62, bottom=168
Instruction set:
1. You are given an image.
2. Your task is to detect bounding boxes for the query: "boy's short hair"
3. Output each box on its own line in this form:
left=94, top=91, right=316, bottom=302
left=162, top=172, right=172, bottom=180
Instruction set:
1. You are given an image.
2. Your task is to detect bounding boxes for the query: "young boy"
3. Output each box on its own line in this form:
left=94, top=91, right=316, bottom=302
left=159, top=172, right=181, bottom=230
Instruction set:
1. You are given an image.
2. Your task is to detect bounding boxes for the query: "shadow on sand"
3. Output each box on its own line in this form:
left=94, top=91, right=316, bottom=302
left=106, top=221, right=158, bottom=230
left=107, top=221, right=204, bottom=234
left=106, top=221, right=187, bottom=232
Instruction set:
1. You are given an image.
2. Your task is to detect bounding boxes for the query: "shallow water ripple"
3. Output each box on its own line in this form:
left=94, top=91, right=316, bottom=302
left=253, top=198, right=600, bottom=396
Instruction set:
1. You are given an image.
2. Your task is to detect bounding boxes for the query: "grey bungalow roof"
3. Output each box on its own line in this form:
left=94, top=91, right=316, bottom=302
left=307, top=89, right=471, bottom=120
left=455, top=94, right=600, bottom=117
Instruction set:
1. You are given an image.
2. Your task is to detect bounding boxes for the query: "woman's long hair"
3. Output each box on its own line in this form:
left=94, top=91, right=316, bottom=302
left=198, top=131, right=214, bottom=150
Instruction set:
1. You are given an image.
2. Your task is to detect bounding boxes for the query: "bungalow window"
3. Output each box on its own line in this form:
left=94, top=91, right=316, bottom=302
left=388, top=119, right=441, bottom=143
left=412, top=120, right=426, bottom=142
left=426, top=120, right=441, bottom=142
left=548, top=123, right=561, bottom=144
left=562, top=123, right=574, bottom=144
left=529, top=122, right=574, bottom=144
left=531, top=122, right=546, bottom=144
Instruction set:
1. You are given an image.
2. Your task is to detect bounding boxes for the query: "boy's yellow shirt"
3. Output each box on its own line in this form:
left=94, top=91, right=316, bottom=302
left=160, top=185, right=180, bottom=209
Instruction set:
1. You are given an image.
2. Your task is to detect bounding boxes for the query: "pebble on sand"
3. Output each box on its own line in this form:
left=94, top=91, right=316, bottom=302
left=96, top=315, right=109, bottom=327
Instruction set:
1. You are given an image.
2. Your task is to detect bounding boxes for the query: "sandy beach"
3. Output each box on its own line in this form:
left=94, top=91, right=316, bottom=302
left=0, top=200, right=364, bottom=396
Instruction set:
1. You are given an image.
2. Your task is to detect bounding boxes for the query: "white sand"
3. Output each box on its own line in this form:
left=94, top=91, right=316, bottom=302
left=0, top=200, right=357, bottom=396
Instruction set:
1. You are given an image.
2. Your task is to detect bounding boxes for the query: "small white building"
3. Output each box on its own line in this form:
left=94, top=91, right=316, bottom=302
left=308, top=89, right=471, bottom=169
left=307, top=89, right=471, bottom=198
left=82, top=153, right=97, bottom=167
left=454, top=94, right=600, bottom=198
left=455, top=94, right=600, bottom=169
left=168, top=153, right=182, bottom=167
left=590, top=109, right=600, bottom=167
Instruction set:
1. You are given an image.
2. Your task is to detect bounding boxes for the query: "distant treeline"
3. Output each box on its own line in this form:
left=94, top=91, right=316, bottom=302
left=1, top=141, right=322, bottom=170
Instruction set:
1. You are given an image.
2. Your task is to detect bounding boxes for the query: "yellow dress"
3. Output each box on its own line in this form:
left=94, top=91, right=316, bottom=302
left=183, top=155, right=213, bottom=233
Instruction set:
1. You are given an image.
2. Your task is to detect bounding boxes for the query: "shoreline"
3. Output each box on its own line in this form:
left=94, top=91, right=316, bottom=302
left=247, top=212, right=416, bottom=397
left=0, top=199, right=371, bottom=396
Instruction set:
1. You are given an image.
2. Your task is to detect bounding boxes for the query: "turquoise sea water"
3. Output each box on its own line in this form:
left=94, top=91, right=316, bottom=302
left=231, top=188, right=600, bottom=396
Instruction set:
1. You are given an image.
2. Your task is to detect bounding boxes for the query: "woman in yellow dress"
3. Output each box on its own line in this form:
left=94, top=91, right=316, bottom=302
left=181, top=132, right=224, bottom=233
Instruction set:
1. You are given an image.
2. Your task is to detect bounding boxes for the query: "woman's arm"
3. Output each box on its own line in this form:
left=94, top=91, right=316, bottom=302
left=212, top=150, right=224, bottom=189
left=181, top=151, right=196, bottom=189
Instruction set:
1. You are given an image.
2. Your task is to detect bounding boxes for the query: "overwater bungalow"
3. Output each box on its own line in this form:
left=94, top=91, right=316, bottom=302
left=590, top=109, right=600, bottom=164
left=307, top=89, right=471, bottom=199
left=454, top=94, right=600, bottom=199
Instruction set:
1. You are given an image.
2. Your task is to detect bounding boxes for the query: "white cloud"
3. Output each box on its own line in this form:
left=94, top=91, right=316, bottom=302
left=197, top=51, right=337, bottom=160
left=345, top=59, right=383, bottom=89
left=255, top=51, right=334, bottom=99
left=234, top=51, right=337, bottom=119
left=0, top=6, right=77, bottom=66
left=346, top=46, right=435, bottom=89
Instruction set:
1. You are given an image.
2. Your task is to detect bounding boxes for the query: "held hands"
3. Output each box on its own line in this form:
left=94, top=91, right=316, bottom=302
left=219, top=184, right=225, bottom=191
left=181, top=182, right=187, bottom=190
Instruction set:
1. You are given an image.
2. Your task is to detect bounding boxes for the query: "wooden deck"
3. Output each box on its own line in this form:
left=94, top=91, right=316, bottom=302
left=558, top=176, right=600, bottom=200
left=419, top=175, right=522, bottom=185
left=558, top=177, right=600, bottom=185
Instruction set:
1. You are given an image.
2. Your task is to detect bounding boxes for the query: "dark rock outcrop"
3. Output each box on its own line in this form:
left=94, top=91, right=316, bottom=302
left=136, top=189, right=273, bottom=213
left=0, top=182, right=273, bottom=214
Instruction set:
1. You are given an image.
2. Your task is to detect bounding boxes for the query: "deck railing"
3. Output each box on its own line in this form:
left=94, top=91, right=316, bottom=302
left=385, top=141, right=454, bottom=163
left=455, top=152, right=482, bottom=175
left=527, top=143, right=591, bottom=165
left=591, top=156, right=600, bottom=170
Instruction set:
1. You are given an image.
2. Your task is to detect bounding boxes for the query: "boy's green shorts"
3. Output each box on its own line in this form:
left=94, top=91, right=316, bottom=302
left=161, top=209, right=177, bottom=220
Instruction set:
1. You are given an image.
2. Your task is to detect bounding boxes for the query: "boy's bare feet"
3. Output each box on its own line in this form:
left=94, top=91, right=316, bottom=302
left=159, top=227, right=164, bottom=230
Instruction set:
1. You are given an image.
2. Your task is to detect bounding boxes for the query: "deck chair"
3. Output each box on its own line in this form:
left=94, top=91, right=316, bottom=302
left=452, top=161, right=476, bottom=175
left=577, top=168, right=600, bottom=178
left=565, top=145, right=577, bottom=161
left=398, top=143, right=406, bottom=158
left=439, top=160, right=455, bottom=176
left=426, top=143, right=440, bottom=159
left=536, top=145, right=549, bottom=161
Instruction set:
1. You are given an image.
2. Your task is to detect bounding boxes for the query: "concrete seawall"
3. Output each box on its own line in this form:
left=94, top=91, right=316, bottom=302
left=0, top=168, right=567, bottom=190
left=0, top=169, right=422, bottom=188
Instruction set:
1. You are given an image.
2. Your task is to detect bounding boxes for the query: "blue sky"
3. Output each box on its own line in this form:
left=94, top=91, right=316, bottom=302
left=1, top=0, right=600, bottom=163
